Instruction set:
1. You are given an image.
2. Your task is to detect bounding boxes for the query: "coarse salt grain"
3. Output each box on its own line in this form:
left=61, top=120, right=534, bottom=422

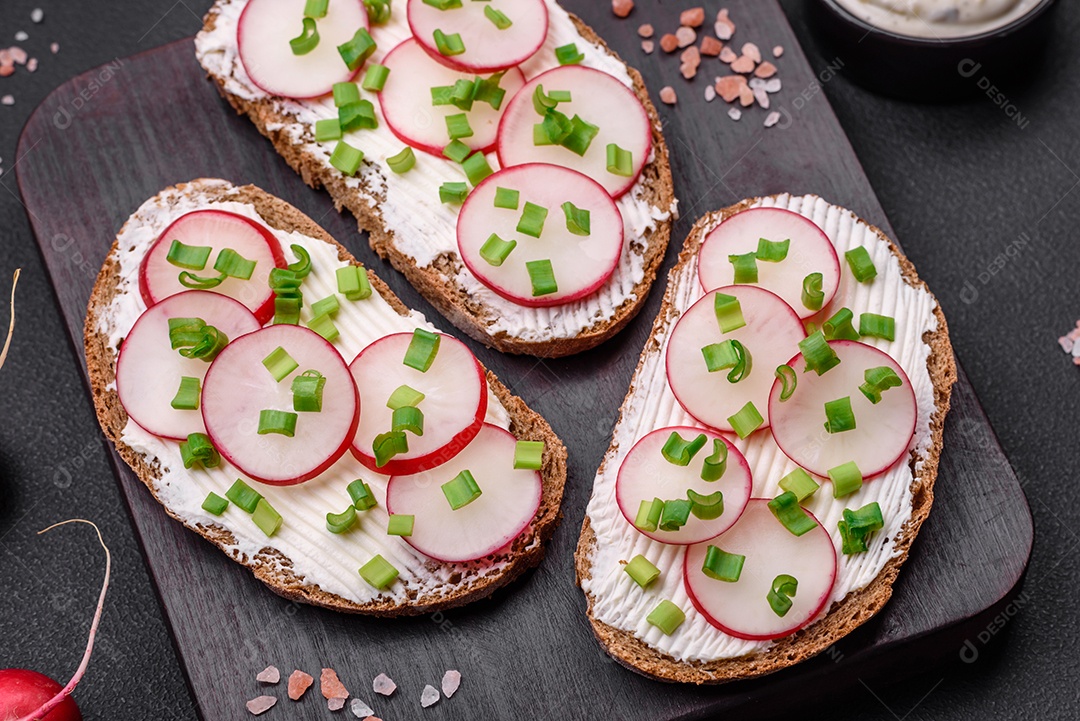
left=754, top=61, right=777, bottom=78
left=675, top=26, right=697, bottom=48
left=31, top=8, right=43, bottom=23
left=641, top=40, right=654, bottom=54
left=350, top=698, right=376, bottom=718
left=420, top=685, right=440, bottom=708
left=753, top=87, right=769, bottom=108
left=730, top=54, right=756, bottom=74
left=288, top=670, right=314, bottom=700
left=1, top=96, right=14, bottom=106
left=659, top=86, right=677, bottom=104
left=719, top=46, right=737, bottom=63
left=700, top=36, right=723, bottom=56
left=441, top=670, right=462, bottom=698
left=372, top=673, right=396, bottom=696
left=764, top=111, right=781, bottom=127
left=256, top=666, right=280, bottom=684
left=50, top=42, right=59, bottom=54
left=704, top=85, right=716, bottom=102
left=637, top=23, right=654, bottom=38
left=328, top=697, right=346, bottom=711
left=714, top=9, right=735, bottom=40
left=246, top=696, right=277, bottom=716
left=773, top=45, right=785, bottom=58
left=728, top=107, right=742, bottom=121
left=10, top=47, right=27, bottom=64
left=680, top=7, right=705, bottom=28
left=659, top=34, right=678, bottom=53
left=26, top=57, right=37, bottom=72
left=14, top=31, right=28, bottom=42
left=321, top=668, right=349, bottom=700
left=612, top=0, right=634, bottom=18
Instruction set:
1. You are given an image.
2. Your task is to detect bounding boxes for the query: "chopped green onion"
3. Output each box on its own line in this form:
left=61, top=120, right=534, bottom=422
left=348, top=478, right=377, bottom=511
left=624, top=554, right=660, bottom=588
left=646, top=599, right=685, bottom=635
left=473, top=72, right=507, bottom=109
left=423, top=0, right=461, bottom=8
left=258, top=409, right=298, bottom=437
left=226, top=478, right=262, bottom=514
left=392, top=405, right=424, bottom=435
left=373, top=430, right=408, bottom=467
left=532, top=84, right=570, bottom=114
left=180, top=432, right=220, bottom=470
left=363, top=0, right=392, bottom=23
left=167, top=317, right=205, bottom=348
left=386, top=146, right=415, bottom=174
left=201, top=492, right=229, bottom=516
left=304, top=0, right=328, bottom=18
left=339, top=99, right=378, bottom=132
left=799, top=331, right=840, bottom=375
left=767, top=574, right=798, bottom=617
left=859, top=312, right=895, bottom=341
left=176, top=324, right=229, bottom=362
left=728, top=252, right=759, bottom=284
left=839, top=502, right=884, bottom=554
left=166, top=239, right=211, bottom=270
left=702, top=545, right=745, bottom=582
left=845, top=246, right=877, bottom=283
left=779, top=468, right=819, bottom=501
left=330, top=141, right=364, bottom=176
left=273, top=295, right=302, bottom=326
left=403, top=328, right=441, bottom=372
left=775, top=363, right=797, bottom=401
left=479, top=233, right=517, bottom=266
left=727, top=401, right=764, bottom=439
left=269, top=266, right=304, bottom=291
left=433, top=29, right=465, bottom=56
left=252, top=498, right=282, bottom=537
left=828, top=461, right=863, bottom=498
left=823, top=396, right=856, bottom=434
left=387, top=514, right=414, bottom=536
left=561, top=201, right=591, bottom=236
left=634, top=498, right=664, bottom=532
left=170, top=376, right=201, bottom=411
left=533, top=108, right=572, bottom=146
left=442, top=469, right=482, bottom=510
left=362, top=63, right=390, bottom=91
left=336, top=265, right=371, bottom=300
left=526, top=259, right=558, bottom=297
left=439, top=181, right=468, bottom=204
left=333, top=82, right=361, bottom=107
left=661, top=431, right=707, bottom=466
left=387, top=384, right=425, bottom=410
left=555, top=42, right=585, bottom=65
left=289, top=17, right=320, bottom=56
left=802, top=272, right=824, bottom=311
left=859, top=366, right=903, bottom=404
left=359, top=554, right=398, bottom=589
left=177, top=270, right=226, bottom=290
left=326, top=506, right=357, bottom=534
left=702, top=339, right=750, bottom=382
left=516, top=201, right=548, bottom=238
left=337, top=28, right=377, bottom=71
left=756, top=237, right=790, bottom=262
left=462, top=152, right=494, bottom=186
left=658, top=498, right=692, bottom=532
left=823, top=307, right=860, bottom=341
left=687, top=489, right=724, bottom=520
left=767, top=491, right=817, bottom=536
left=713, top=292, right=746, bottom=333
left=442, top=139, right=471, bottom=163
left=445, top=112, right=473, bottom=140
left=700, top=439, right=728, bottom=482
left=310, top=294, right=340, bottom=318
left=291, top=369, right=326, bottom=412
left=493, top=186, right=519, bottom=210
left=305, top=313, right=339, bottom=342
left=484, top=5, right=512, bottom=28
left=561, top=115, right=599, bottom=156
left=315, top=117, right=343, bottom=142
left=606, top=143, right=633, bottom=177
left=513, top=440, right=544, bottom=470
left=262, top=346, right=298, bottom=382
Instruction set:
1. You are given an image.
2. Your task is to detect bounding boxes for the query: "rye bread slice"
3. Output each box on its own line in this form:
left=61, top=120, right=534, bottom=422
left=574, top=197, right=957, bottom=682
left=196, top=2, right=675, bottom=358
left=84, top=179, right=568, bottom=615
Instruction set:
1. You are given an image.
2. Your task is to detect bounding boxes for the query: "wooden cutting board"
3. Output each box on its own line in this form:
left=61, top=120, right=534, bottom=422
left=16, top=1, right=1031, bottom=718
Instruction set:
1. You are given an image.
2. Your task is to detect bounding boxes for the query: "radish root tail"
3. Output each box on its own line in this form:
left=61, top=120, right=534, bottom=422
left=0, top=268, right=21, bottom=373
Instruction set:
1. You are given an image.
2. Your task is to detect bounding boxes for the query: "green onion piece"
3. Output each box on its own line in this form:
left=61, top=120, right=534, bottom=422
left=823, top=307, right=860, bottom=341
left=433, top=29, right=465, bottom=56
left=479, top=233, right=517, bottom=267
left=700, top=439, right=728, bottom=481
left=201, top=492, right=229, bottom=516
left=310, top=294, right=340, bottom=318
left=387, top=514, right=414, bottom=536
left=687, top=489, right=724, bottom=520
left=713, top=292, right=746, bottom=333
left=767, top=491, right=817, bottom=537
left=333, top=82, right=361, bottom=107
left=839, top=502, right=884, bottom=554
left=462, top=152, right=494, bottom=186
left=166, top=239, right=211, bottom=270
left=634, top=498, right=664, bottom=532
left=516, top=201, right=548, bottom=238
left=445, top=112, right=473, bottom=140
left=802, top=272, right=824, bottom=311
left=442, top=139, right=471, bottom=163
left=561, top=115, right=599, bottom=156
left=392, top=405, right=424, bottom=436
left=258, top=409, right=298, bottom=437
left=326, top=506, right=357, bottom=534
left=727, top=401, right=764, bottom=439
left=513, top=440, right=544, bottom=470
left=533, top=108, right=573, bottom=146
left=386, top=146, right=416, bottom=174
left=269, top=267, right=304, bottom=291
left=483, top=4, right=512, bottom=28
left=291, top=369, right=326, bottom=412
left=728, top=252, right=759, bottom=284
left=646, top=600, right=685, bottom=635
left=660, top=431, right=707, bottom=466
left=823, top=396, right=856, bottom=434
left=170, top=376, right=201, bottom=411
left=473, top=72, right=507, bottom=109
left=756, top=237, right=790, bottom=262
left=799, top=331, right=840, bottom=375
left=845, top=246, right=877, bottom=283
left=177, top=270, right=226, bottom=290
left=701, top=545, right=745, bottom=582
left=287, top=245, right=310, bottom=278
left=828, top=461, right=863, bottom=498
left=305, top=0, right=329, bottom=18
left=177, top=325, right=229, bottom=362
left=252, top=498, right=282, bottom=537
left=624, top=554, right=660, bottom=588
left=359, top=554, right=399, bottom=589
left=775, top=363, right=797, bottom=402
left=386, top=384, right=425, bottom=410
left=262, top=346, right=298, bottom=382
left=403, top=328, right=441, bottom=372
left=442, top=469, right=482, bottom=510
left=555, top=42, right=585, bottom=65
left=167, top=317, right=205, bottom=348
left=335, top=265, right=371, bottom=300
left=658, top=498, right=692, bottom=532
left=363, top=0, right=392, bottom=23
left=337, top=27, right=377, bottom=71
left=439, top=181, right=468, bottom=204
left=289, top=17, right=320, bottom=56
left=493, top=186, right=519, bottom=210
left=339, top=99, right=378, bottom=131
left=273, top=295, right=302, bottom=326
left=362, top=63, right=390, bottom=91
left=606, top=143, right=633, bottom=177
left=779, top=468, right=819, bottom=501
left=305, top=313, right=339, bottom=342
left=347, top=478, right=378, bottom=510
left=526, top=259, right=558, bottom=297
left=372, top=430, right=408, bottom=467
left=859, top=312, right=895, bottom=341
left=561, top=201, right=591, bottom=236
left=532, top=84, right=569, bottom=114
left=702, top=339, right=750, bottom=382
left=226, top=478, right=262, bottom=514
left=767, top=574, right=798, bottom=617
left=423, top=0, right=461, bottom=8
left=315, top=117, right=343, bottom=142
left=180, top=432, right=220, bottom=470
left=330, top=141, right=364, bottom=176
left=859, top=366, right=903, bottom=404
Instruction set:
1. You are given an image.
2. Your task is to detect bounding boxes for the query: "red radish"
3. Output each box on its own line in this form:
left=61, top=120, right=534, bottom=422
left=666, top=286, right=805, bottom=433
left=116, top=291, right=261, bottom=441
left=238, top=0, right=369, bottom=99
left=406, top=0, right=548, bottom=73
left=138, top=210, right=287, bottom=324
left=457, top=164, right=624, bottom=307
left=378, top=38, right=524, bottom=157
left=769, top=340, right=917, bottom=479
left=0, top=520, right=110, bottom=721
left=697, top=208, right=841, bottom=319
left=497, top=66, right=652, bottom=198
left=349, top=332, right=486, bottom=475
left=386, top=423, right=541, bottom=562
left=615, top=426, right=752, bottom=544
left=202, top=325, right=359, bottom=485
left=684, top=500, right=836, bottom=641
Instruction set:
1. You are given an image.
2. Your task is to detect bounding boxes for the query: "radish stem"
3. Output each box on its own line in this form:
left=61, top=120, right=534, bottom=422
left=0, top=268, right=21, bottom=372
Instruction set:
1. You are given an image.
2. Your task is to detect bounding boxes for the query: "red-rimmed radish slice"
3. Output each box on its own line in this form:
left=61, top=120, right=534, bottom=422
left=116, top=291, right=261, bottom=441
left=406, top=0, right=548, bottom=73
left=769, top=340, right=917, bottom=479
left=349, top=332, right=486, bottom=476
left=238, top=0, right=369, bottom=99
left=138, top=210, right=287, bottom=325
left=379, top=38, right=525, bottom=156
left=684, top=499, right=837, bottom=641
left=666, top=286, right=805, bottom=433
left=496, top=66, right=651, bottom=198
left=615, top=426, right=752, bottom=545
left=386, top=423, right=541, bottom=562
left=202, top=325, right=359, bottom=485
left=698, top=207, right=841, bottom=319
left=457, top=164, right=624, bottom=307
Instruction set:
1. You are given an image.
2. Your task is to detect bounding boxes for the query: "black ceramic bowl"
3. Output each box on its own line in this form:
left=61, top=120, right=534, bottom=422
left=810, top=0, right=1058, bottom=101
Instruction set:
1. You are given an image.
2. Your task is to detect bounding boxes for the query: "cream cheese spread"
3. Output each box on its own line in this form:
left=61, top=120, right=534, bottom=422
left=834, top=0, right=1043, bottom=38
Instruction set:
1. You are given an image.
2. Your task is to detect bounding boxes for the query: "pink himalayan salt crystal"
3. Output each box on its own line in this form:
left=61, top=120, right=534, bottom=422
left=441, top=669, right=461, bottom=698
left=246, top=696, right=277, bottom=715
left=288, top=670, right=314, bottom=700
left=256, top=665, right=280, bottom=684
left=372, top=673, right=397, bottom=696
left=321, top=668, right=349, bottom=700
left=420, top=684, right=440, bottom=708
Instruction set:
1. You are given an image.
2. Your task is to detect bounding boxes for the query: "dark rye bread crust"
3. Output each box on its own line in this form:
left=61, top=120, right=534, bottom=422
left=574, top=197, right=957, bottom=683
left=199, top=4, right=675, bottom=358
left=84, top=180, right=568, bottom=616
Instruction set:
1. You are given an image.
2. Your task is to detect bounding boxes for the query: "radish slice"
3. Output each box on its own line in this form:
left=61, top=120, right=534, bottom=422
left=666, top=286, right=806, bottom=433
left=386, top=423, right=541, bottom=562
left=116, top=291, right=261, bottom=441
left=349, top=332, right=486, bottom=476
left=138, top=210, right=287, bottom=325
left=698, top=208, right=841, bottom=320
left=496, top=66, right=652, bottom=198
left=406, top=0, right=548, bottom=73
left=684, top=500, right=837, bottom=641
left=457, top=164, right=624, bottom=307
left=379, top=38, right=525, bottom=156
left=237, top=0, right=369, bottom=100
left=615, top=426, right=752, bottom=545
left=202, top=325, right=359, bottom=485
left=769, top=340, right=917, bottom=478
